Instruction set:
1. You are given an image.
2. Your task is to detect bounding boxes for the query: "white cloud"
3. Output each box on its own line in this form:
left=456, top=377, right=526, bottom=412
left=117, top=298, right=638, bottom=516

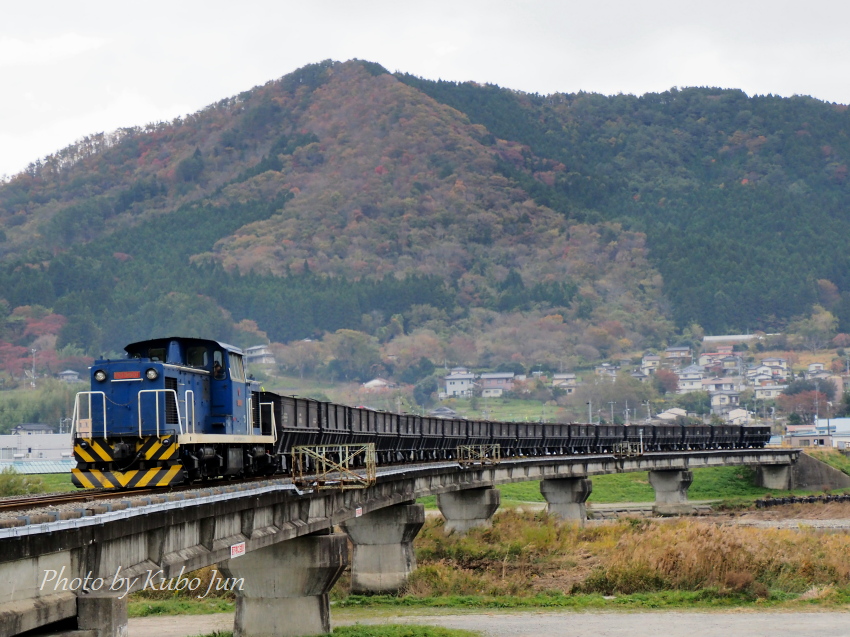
left=0, top=33, right=107, bottom=67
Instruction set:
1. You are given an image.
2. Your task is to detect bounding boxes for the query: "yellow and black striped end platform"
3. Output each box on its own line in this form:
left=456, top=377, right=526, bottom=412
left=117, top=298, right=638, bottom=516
left=73, top=438, right=115, bottom=463
left=73, top=436, right=179, bottom=463
left=72, top=465, right=184, bottom=489
left=137, top=436, right=179, bottom=461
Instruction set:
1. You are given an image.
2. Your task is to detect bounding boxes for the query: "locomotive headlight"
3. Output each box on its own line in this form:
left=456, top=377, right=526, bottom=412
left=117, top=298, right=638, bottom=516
left=145, top=368, right=159, bottom=380
left=94, top=370, right=107, bottom=382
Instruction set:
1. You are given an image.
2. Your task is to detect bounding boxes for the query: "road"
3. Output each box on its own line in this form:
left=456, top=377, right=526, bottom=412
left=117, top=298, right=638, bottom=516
left=130, top=609, right=850, bottom=637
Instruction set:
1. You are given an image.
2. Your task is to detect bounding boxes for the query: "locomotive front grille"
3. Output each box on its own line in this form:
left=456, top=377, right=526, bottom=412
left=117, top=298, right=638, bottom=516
left=165, top=377, right=179, bottom=423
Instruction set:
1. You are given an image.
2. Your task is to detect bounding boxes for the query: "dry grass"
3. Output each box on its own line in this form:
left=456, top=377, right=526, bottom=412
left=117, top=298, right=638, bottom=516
left=401, top=511, right=850, bottom=599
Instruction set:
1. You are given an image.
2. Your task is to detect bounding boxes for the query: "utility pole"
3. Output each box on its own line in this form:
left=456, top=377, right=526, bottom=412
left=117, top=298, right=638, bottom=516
left=609, top=401, right=615, bottom=424
left=30, top=349, right=37, bottom=389
left=814, top=380, right=820, bottom=427
left=586, top=401, right=592, bottom=424
left=644, top=400, right=651, bottom=422
left=625, top=399, right=630, bottom=424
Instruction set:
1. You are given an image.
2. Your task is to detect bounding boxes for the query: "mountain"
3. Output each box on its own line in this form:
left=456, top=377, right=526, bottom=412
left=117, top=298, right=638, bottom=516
left=0, top=59, right=848, bottom=378
left=0, top=60, right=670, bottom=368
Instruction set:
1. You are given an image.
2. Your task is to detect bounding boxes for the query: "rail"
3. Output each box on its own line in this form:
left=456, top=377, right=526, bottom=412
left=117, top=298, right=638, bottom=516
left=137, top=389, right=183, bottom=437
left=71, top=391, right=107, bottom=440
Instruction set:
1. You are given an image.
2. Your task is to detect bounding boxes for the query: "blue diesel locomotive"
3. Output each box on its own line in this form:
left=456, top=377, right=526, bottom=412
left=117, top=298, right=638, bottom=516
left=71, top=336, right=772, bottom=489
left=72, top=337, right=277, bottom=488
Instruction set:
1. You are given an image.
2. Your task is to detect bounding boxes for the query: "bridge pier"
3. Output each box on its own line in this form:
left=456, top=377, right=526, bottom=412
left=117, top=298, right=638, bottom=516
left=342, top=502, right=425, bottom=594
left=437, top=487, right=500, bottom=533
left=76, top=595, right=128, bottom=637
left=540, top=478, right=592, bottom=524
left=220, top=532, right=348, bottom=637
left=755, top=464, right=791, bottom=489
left=648, top=469, right=693, bottom=514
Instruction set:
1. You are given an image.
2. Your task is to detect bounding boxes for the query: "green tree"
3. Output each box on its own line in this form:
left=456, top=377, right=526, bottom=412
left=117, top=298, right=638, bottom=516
left=325, top=329, right=380, bottom=381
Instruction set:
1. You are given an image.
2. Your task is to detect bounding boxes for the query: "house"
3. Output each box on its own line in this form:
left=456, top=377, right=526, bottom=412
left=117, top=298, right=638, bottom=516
left=595, top=363, right=619, bottom=379
left=443, top=370, right=475, bottom=397
left=362, top=378, right=394, bottom=390
left=640, top=354, right=661, bottom=375
left=479, top=372, right=515, bottom=398
left=727, top=408, right=752, bottom=425
left=245, top=345, right=276, bottom=365
left=754, top=385, right=786, bottom=400
left=720, top=356, right=741, bottom=374
left=552, top=373, right=578, bottom=394
left=761, top=358, right=789, bottom=380
left=702, top=377, right=742, bottom=393
left=12, top=423, right=55, bottom=435
left=711, top=391, right=740, bottom=414
left=630, top=370, right=649, bottom=382
left=665, top=346, right=692, bottom=360
left=698, top=352, right=726, bottom=366
left=677, top=365, right=705, bottom=394
left=656, top=407, right=688, bottom=421
left=429, top=406, right=460, bottom=418
left=57, top=370, right=81, bottom=383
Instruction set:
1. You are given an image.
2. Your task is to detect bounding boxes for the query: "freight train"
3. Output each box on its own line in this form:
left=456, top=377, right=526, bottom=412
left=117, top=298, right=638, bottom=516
left=70, top=336, right=772, bottom=489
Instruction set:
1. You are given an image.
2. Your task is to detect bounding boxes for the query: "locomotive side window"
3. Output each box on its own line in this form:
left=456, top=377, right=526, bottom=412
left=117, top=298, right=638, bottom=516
left=149, top=347, right=166, bottom=362
left=187, top=347, right=208, bottom=368
left=229, top=353, right=245, bottom=381
left=213, top=351, right=225, bottom=379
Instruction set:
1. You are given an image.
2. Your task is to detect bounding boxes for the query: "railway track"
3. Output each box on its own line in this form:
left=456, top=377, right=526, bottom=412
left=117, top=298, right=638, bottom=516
left=0, top=474, right=281, bottom=514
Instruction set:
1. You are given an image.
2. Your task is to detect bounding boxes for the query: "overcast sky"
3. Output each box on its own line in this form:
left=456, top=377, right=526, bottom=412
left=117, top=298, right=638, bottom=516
left=2, top=0, right=849, bottom=178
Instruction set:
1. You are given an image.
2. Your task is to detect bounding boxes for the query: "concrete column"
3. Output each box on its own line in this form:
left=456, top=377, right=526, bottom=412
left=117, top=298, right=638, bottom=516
left=437, top=487, right=500, bottom=533
left=221, top=533, right=348, bottom=637
left=77, top=595, right=128, bottom=637
left=342, top=503, right=425, bottom=594
left=648, top=469, right=693, bottom=515
left=540, top=478, right=592, bottom=524
left=755, top=464, right=791, bottom=490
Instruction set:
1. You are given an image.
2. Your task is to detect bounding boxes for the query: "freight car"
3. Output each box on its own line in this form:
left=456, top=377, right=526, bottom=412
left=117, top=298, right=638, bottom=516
left=70, top=336, right=772, bottom=489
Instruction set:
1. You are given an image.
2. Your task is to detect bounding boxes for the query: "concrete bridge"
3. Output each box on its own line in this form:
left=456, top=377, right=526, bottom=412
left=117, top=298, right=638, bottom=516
left=0, top=449, right=808, bottom=637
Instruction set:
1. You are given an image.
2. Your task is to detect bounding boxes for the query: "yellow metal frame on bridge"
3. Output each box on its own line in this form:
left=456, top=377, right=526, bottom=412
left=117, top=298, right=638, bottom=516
left=292, top=443, right=377, bottom=490
left=457, top=444, right=501, bottom=467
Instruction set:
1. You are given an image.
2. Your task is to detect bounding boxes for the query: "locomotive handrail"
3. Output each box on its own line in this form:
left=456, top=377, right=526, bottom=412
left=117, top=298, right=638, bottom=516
left=138, top=389, right=183, bottom=437
left=185, top=390, right=195, bottom=433
left=71, top=391, right=107, bottom=440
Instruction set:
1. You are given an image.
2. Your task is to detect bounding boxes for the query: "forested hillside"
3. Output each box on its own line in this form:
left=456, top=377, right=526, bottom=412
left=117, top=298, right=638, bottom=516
left=0, top=59, right=847, bottom=386
left=396, top=76, right=850, bottom=333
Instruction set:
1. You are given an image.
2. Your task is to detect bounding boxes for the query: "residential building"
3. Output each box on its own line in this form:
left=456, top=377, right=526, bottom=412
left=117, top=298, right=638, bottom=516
left=677, top=364, right=705, bottom=394
left=702, top=377, right=743, bottom=393
left=754, top=385, right=786, bottom=400
left=640, top=354, right=661, bottom=375
left=443, top=370, right=475, bottom=397
left=0, top=433, right=71, bottom=460
left=727, top=408, right=752, bottom=425
left=665, top=346, right=692, bottom=360
left=595, top=363, right=619, bottom=379
left=720, top=355, right=742, bottom=374
left=552, top=373, right=578, bottom=394
left=479, top=372, right=515, bottom=398
left=57, top=370, right=81, bottom=383
left=711, top=390, right=740, bottom=414
left=245, top=345, right=276, bottom=365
